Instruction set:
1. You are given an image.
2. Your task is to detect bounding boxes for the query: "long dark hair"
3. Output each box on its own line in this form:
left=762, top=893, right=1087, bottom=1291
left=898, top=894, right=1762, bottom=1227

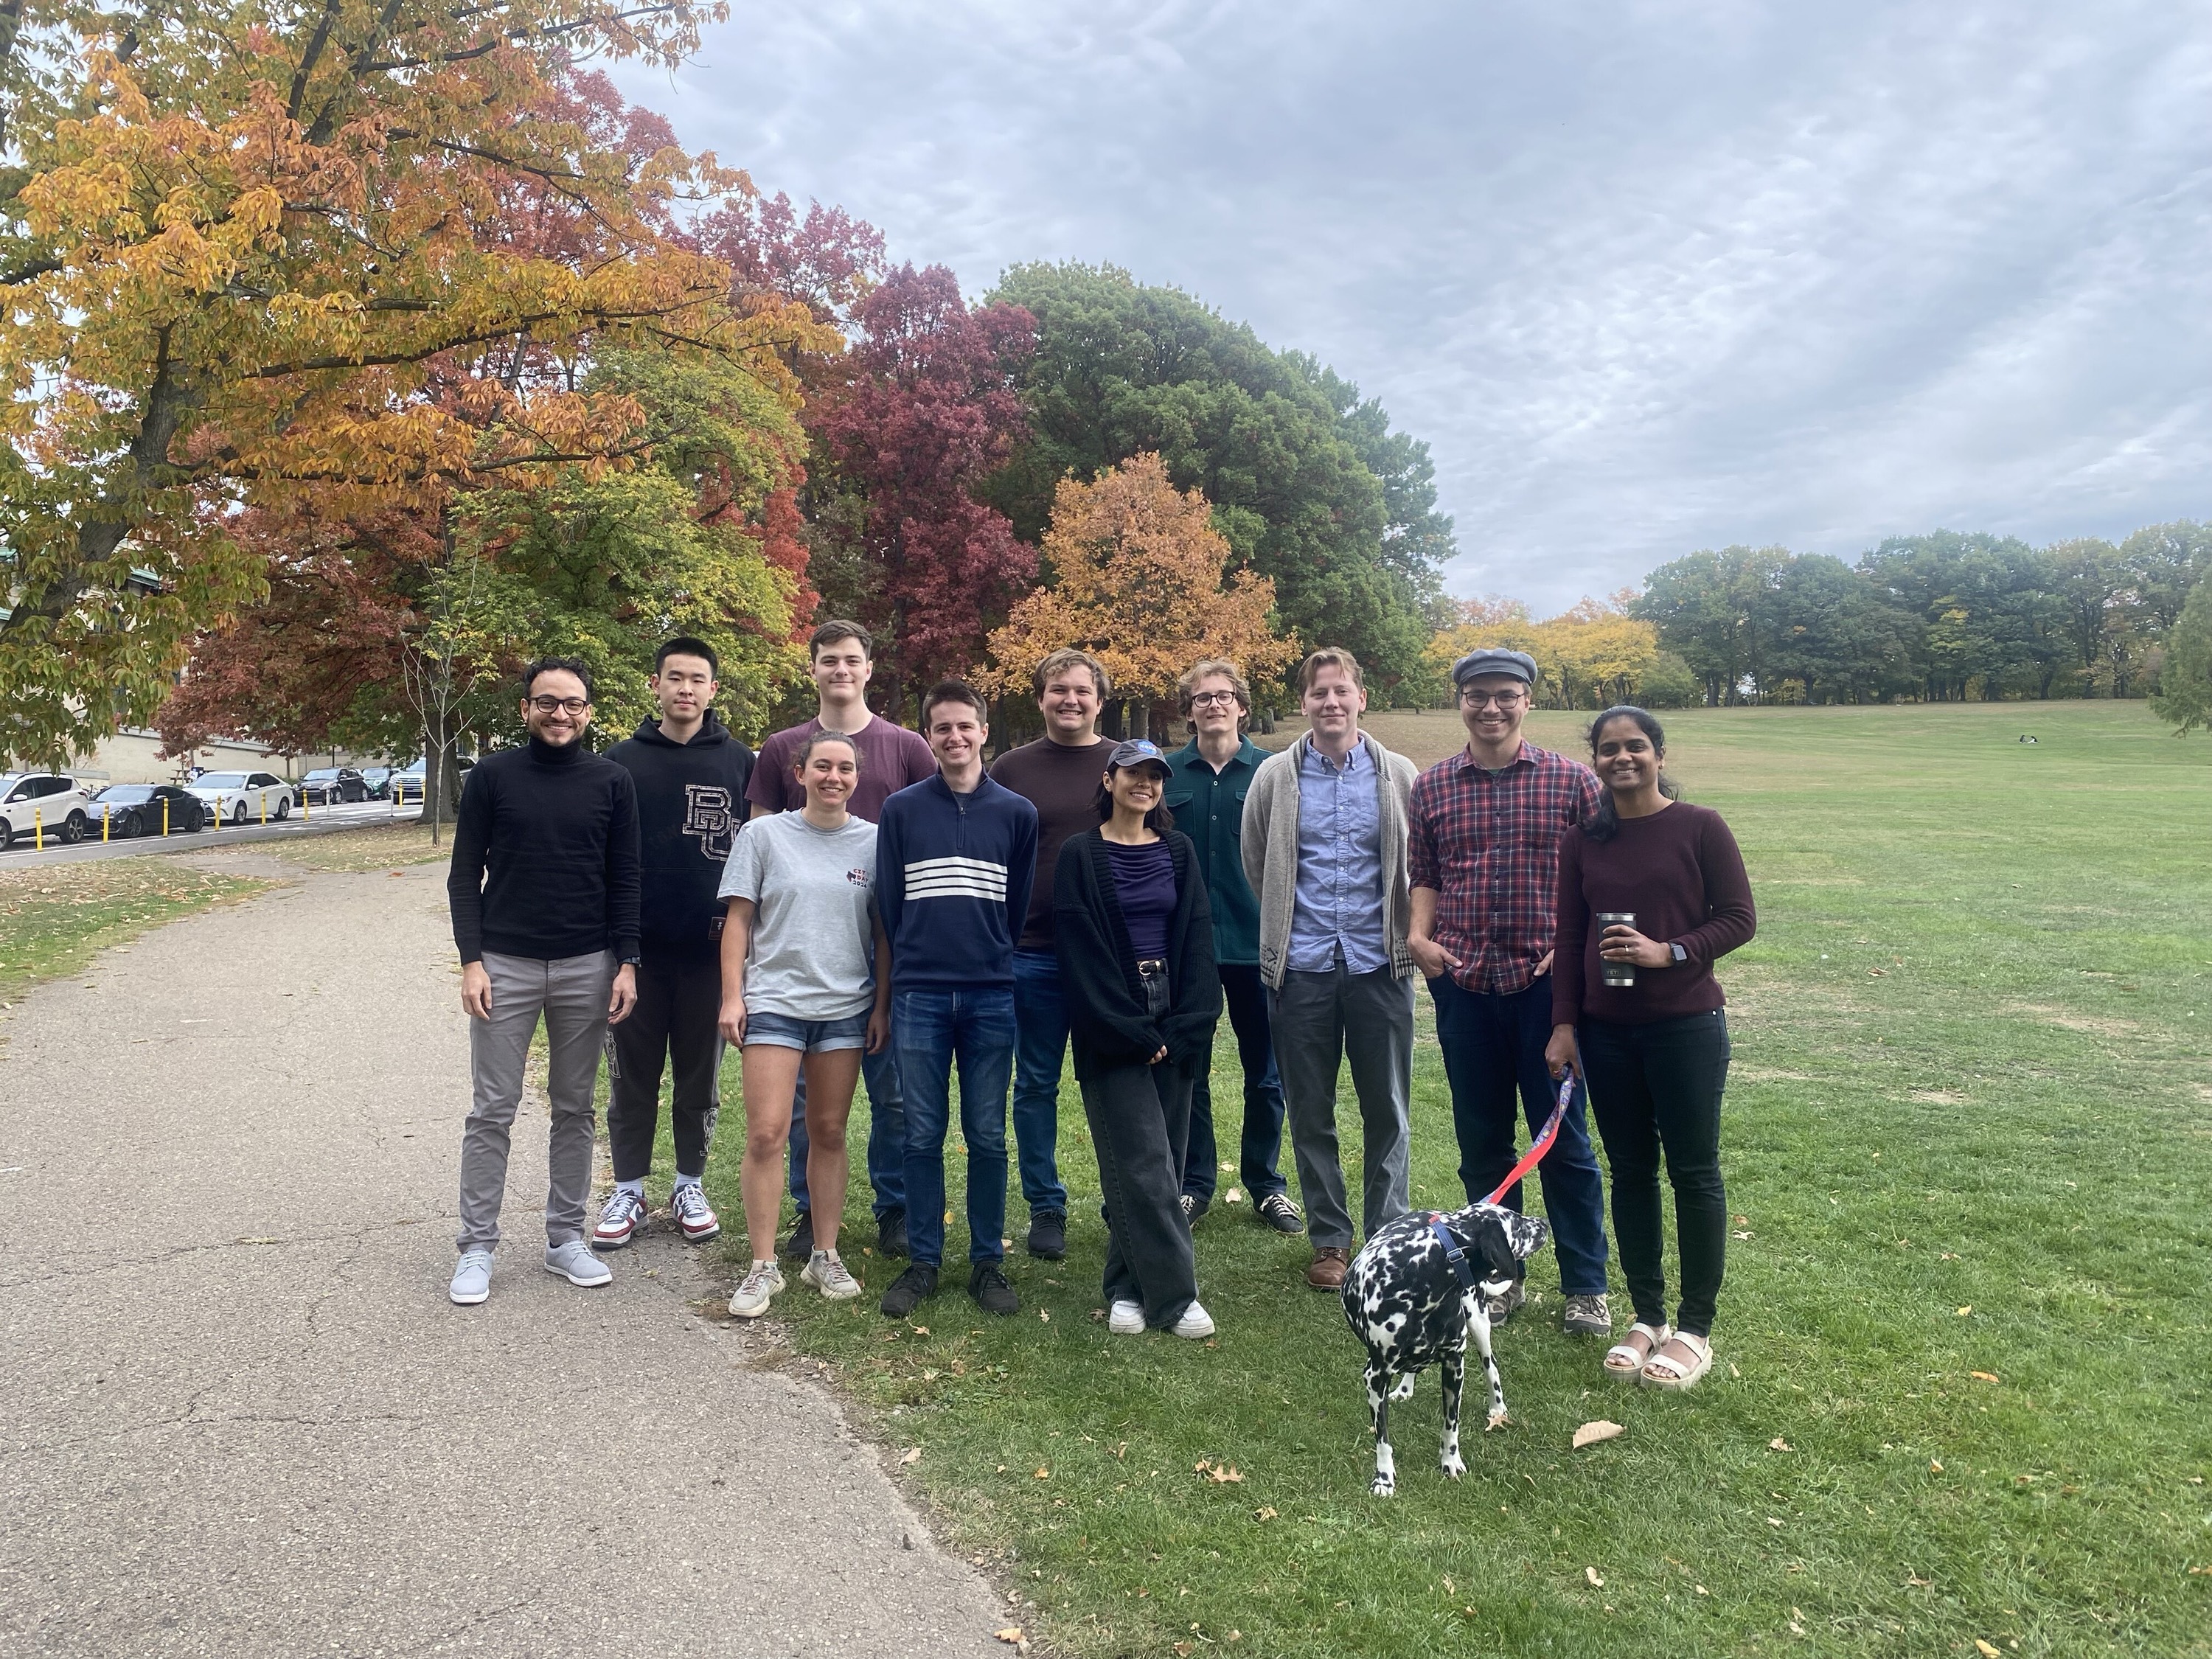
left=1585, top=705, right=1678, bottom=844
left=1093, top=773, right=1176, bottom=835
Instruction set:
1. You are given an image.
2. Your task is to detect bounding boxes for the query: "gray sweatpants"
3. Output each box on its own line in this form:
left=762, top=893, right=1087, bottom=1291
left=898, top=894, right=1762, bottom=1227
left=456, top=949, right=615, bottom=1252
left=1269, top=961, right=1415, bottom=1250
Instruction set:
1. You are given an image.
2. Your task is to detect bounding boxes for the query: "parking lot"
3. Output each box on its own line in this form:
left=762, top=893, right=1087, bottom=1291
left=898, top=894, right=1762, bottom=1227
left=0, top=797, right=425, bottom=867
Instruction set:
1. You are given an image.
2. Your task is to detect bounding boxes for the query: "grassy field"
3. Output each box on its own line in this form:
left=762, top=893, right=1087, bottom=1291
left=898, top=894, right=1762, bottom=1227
left=211, top=818, right=448, bottom=872
left=0, top=860, right=269, bottom=1008
left=637, top=701, right=2211, bottom=1658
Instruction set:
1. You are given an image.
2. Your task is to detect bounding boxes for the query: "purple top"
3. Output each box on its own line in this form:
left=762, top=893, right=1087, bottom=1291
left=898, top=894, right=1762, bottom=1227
left=1106, top=838, right=1176, bottom=962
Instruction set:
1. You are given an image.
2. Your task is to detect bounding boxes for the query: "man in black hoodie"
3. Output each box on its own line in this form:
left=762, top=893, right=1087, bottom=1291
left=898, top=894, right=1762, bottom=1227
left=592, top=638, right=757, bottom=1250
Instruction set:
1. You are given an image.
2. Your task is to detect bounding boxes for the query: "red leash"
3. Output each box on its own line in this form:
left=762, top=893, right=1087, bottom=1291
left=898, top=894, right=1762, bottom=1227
left=1480, top=1072, right=1574, bottom=1205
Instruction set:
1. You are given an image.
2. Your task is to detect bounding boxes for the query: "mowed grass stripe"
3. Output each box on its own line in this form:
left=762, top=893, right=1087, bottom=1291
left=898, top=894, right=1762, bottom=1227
left=636, top=701, right=2210, bottom=1658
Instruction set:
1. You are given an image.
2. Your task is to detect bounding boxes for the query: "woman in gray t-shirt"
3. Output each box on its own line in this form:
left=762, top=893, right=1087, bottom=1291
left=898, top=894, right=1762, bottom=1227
left=717, top=733, right=888, bottom=1315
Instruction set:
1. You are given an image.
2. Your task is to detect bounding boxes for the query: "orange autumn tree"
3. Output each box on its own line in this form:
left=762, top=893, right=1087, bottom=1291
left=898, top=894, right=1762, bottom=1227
left=0, top=0, right=835, bottom=765
left=985, top=453, right=1298, bottom=737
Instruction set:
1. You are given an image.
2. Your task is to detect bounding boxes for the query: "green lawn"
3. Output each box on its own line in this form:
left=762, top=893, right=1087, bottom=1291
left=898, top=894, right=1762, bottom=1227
left=0, top=860, right=269, bottom=1006
left=633, top=701, right=2211, bottom=1658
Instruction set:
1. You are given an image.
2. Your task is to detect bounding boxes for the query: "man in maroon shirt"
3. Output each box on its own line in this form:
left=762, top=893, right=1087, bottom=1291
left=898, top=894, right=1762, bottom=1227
left=747, top=620, right=937, bottom=1260
left=1408, top=647, right=1613, bottom=1336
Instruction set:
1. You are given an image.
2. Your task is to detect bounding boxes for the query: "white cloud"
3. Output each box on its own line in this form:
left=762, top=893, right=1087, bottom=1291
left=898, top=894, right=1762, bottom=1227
left=615, top=0, right=2212, bottom=611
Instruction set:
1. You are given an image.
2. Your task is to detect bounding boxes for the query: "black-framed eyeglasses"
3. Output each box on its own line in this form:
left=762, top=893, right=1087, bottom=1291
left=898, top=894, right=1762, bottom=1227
left=528, top=696, right=590, bottom=715
left=1189, top=691, right=1242, bottom=708
left=1459, top=689, right=1526, bottom=709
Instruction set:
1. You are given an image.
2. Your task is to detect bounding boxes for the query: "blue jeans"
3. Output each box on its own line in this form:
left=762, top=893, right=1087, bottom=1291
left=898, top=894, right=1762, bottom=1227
left=1009, top=948, right=1071, bottom=1217
left=787, top=1041, right=907, bottom=1221
left=1427, top=974, right=1610, bottom=1297
left=1181, top=962, right=1286, bottom=1203
left=895, top=987, right=1017, bottom=1267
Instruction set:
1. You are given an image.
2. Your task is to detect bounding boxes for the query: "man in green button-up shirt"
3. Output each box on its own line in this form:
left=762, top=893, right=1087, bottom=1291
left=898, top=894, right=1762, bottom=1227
left=1164, top=660, right=1302, bottom=1235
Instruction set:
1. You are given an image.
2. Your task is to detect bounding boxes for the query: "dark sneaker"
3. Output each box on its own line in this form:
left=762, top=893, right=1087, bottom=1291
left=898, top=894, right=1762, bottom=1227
left=1486, top=1279, right=1528, bottom=1324
left=1562, top=1293, right=1613, bottom=1336
left=1025, top=1209, right=1066, bottom=1261
left=969, top=1261, right=1020, bottom=1315
left=880, top=1263, right=938, bottom=1319
left=877, top=1207, right=910, bottom=1259
left=780, top=1211, right=815, bottom=1263
left=1179, top=1193, right=1209, bottom=1225
left=1256, top=1192, right=1305, bottom=1235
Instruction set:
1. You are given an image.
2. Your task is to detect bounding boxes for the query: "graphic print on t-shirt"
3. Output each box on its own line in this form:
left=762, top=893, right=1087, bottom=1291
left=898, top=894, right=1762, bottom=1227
left=681, top=785, right=737, bottom=861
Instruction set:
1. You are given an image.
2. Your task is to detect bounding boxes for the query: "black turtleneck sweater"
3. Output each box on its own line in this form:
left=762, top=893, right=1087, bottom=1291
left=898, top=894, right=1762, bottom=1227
left=447, top=736, right=641, bottom=964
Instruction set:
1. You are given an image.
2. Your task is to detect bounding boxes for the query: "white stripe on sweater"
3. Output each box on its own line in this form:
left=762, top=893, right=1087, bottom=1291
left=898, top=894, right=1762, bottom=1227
left=903, top=855, right=1009, bottom=901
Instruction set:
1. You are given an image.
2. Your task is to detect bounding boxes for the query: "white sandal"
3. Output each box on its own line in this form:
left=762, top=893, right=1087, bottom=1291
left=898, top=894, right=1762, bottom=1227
left=1604, top=1321, right=1670, bottom=1380
left=1640, top=1331, right=1713, bottom=1391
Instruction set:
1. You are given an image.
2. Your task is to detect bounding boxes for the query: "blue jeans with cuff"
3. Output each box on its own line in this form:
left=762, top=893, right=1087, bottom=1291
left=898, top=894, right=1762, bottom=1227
left=1428, top=973, right=1610, bottom=1297
left=895, top=987, right=1017, bottom=1268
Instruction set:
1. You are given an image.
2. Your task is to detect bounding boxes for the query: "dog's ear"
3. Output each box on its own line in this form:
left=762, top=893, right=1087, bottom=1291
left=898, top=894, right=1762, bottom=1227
left=1469, top=1214, right=1520, bottom=1277
left=1506, top=1213, right=1551, bottom=1262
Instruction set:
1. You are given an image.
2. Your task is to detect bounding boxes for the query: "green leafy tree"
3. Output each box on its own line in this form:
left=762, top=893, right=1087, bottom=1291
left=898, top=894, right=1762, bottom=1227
left=981, top=263, right=1447, bottom=693
left=1751, top=553, right=1915, bottom=703
left=2149, top=576, right=2212, bottom=734
left=1633, top=546, right=1785, bottom=706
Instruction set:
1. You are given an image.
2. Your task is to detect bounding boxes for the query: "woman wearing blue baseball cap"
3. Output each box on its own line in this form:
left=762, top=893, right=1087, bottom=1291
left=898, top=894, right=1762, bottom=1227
left=1050, top=739, right=1225, bottom=1338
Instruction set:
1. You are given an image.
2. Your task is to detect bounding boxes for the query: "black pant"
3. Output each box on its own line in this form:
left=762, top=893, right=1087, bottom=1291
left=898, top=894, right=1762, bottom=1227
left=1579, top=1010, right=1731, bottom=1338
left=1081, top=1060, right=1199, bottom=1329
left=1182, top=962, right=1288, bottom=1203
left=607, top=953, right=722, bottom=1182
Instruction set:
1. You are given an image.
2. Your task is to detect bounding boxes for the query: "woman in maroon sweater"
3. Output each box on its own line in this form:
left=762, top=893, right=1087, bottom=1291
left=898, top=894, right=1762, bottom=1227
left=1545, top=707, right=1755, bottom=1391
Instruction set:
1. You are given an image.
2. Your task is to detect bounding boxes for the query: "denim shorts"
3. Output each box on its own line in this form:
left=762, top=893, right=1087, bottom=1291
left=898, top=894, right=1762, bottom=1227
left=745, top=1008, right=869, bottom=1054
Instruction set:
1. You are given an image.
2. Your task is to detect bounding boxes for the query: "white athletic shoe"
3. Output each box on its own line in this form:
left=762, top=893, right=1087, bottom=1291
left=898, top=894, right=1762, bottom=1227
left=449, top=1250, right=493, bottom=1305
left=728, top=1259, right=785, bottom=1318
left=543, top=1239, right=613, bottom=1287
left=1172, top=1299, right=1216, bottom=1340
left=669, top=1183, right=720, bottom=1243
left=592, top=1188, right=646, bottom=1249
left=1107, top=1299, right=1144, bottom=1335
left=801, top=1249, right=862, bottom=1300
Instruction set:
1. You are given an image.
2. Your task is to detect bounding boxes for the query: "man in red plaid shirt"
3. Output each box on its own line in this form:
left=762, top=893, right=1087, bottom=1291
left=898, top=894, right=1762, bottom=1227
left=1408, top=647, right=1613, bottom=1338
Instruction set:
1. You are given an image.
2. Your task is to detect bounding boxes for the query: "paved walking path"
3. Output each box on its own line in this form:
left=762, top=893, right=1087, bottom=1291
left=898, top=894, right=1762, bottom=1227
left=0, top=859, right=1009, bottom=1658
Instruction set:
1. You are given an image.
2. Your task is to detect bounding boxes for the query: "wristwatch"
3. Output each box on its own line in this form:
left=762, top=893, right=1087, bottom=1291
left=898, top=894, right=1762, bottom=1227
left=1669, top=942, right=1688, bottom=965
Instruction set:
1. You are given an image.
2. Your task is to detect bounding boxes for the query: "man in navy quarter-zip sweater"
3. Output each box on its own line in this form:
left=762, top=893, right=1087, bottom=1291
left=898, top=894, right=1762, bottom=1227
left=874, top=680, right=1037, bottom=1321
left=593, top=637, right=756, bottom=1252
left=445, top=656, right=640, bottom=1307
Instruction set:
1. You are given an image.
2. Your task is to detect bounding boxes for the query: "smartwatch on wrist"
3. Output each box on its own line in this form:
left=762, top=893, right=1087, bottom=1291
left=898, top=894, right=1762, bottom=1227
left=1669, top=942, right=1688, bottom=965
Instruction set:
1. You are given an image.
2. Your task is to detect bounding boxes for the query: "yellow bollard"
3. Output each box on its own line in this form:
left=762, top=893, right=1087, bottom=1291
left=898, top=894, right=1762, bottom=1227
left=302, top=789, right=310, bottom=823
left=102, top=804, right=110, bottom=843
left=212, top=793, right=223, bottom=828
left=33, top=807, right=41, bottom=851
left=260, top=792, right=268, bottom=825
left=162, top=796, right=170, bottom=836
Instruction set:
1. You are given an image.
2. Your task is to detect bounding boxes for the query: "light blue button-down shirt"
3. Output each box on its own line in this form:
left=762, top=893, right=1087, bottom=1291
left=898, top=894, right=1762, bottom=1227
left=1287, top=738, right=1388, bottom=974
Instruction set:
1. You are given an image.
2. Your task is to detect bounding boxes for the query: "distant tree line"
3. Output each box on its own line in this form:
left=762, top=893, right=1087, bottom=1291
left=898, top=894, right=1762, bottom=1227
left=1632, top=525, right=2212, bottom=706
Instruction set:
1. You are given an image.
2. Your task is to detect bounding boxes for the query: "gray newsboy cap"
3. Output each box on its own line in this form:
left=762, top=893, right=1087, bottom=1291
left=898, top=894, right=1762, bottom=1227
left=1451, top=647, right=1539, bottom=687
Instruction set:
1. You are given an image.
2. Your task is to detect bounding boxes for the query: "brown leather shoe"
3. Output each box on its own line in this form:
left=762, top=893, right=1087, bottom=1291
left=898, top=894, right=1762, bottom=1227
left=1307, top=1246, right=1351, bottom=1290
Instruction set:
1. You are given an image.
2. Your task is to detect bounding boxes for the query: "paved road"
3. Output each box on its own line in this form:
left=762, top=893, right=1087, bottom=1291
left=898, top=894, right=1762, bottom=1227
left=0, top=857, right=1010, bottom=1658
left=0, top=799, right=420, bottom=869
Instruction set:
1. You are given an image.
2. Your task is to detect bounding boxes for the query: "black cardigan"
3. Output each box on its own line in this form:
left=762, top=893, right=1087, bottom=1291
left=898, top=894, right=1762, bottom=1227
left=1051, top=828, right=1223, bottom=1082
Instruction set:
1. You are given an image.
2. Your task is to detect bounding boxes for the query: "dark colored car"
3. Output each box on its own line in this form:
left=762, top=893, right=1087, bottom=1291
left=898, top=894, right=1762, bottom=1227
left=88, top=784, right=209, bottom=837
left=359, top=766, right=394, bottom=799
left=299, top=766, right=369, bottom=805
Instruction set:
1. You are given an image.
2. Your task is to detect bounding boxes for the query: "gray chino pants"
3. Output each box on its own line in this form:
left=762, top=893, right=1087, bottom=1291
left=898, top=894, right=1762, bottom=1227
left=1269, top=961, right=1416, bottom=1251
left=456, top=949, right=616, bottom=1252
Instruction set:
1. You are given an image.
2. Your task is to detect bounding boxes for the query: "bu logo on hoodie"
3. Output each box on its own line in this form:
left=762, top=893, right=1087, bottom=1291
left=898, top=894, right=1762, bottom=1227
left=681, top=785, right=736, bottom=860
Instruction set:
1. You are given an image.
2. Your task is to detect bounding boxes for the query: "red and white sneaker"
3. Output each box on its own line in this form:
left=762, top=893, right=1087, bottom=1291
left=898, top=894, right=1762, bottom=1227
left=592, top=1188, right=647, bottom=1250
left=669, top=1182, right=720, bottom=1243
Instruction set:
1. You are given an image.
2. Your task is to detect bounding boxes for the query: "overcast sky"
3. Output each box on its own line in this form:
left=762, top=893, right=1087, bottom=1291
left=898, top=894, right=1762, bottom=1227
left=615, top=1, right=2212, bottom=613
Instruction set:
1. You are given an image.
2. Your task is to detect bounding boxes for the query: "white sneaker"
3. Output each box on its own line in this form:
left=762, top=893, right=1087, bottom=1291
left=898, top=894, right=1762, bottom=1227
left=1107, top=1298, right=1144, bottom=1335
left=1172, top=1299, right=1216, bottom=1340
left=593, top=1188, right=646, bottom=1249
left=801, top=1249, right=862, bottom=1300
left=669, top=1182, right=720, bottom=1242
left=544, top=1239, right=612, bottom=1287
left=450, top=1249, right=493, bottom=1305
left=728, top=1259, right=785, bottom=1318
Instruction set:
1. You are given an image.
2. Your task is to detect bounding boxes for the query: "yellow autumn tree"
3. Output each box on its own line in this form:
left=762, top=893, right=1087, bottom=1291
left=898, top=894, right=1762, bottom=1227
left=1425, top=591, right=1659, bottom=709
left=984, top=453, right=1298, bottom=737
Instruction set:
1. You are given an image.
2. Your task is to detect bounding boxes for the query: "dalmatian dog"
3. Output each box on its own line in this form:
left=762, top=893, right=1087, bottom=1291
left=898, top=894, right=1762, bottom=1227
left=1340, top=1202, right=1551, bottom=1497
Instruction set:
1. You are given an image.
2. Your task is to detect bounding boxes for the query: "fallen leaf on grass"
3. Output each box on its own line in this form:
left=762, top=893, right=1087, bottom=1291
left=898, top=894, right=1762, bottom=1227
left=1034, top=1467, right=1050, bottom=1481
left=1253, top=1506, right=1278, bottom=1521
left=1224, top=1188, right=1245, bottom=1204
left=1970, top=1371, right=1999, bottom=1383
left=899, top=1447, right=922, bottom=1466
left=1585, top=1566, right=1604, bottom=1587
left=1906, top=1573, right=1932, bottom=1587
left=1194, top=1459, right=1245, bottom=1483
left=1038, top=1310, right=1050, bottom=1322
left=1930, top=1460, right=1944, bottom=1472
left=1770, top=1438, right=1794, bottom=1452
left=1572, top=1420, right=1625, bottom=1450
left=1485, top=1411, right=1511, bottom=1432
left=1975, top=1641, right=2002, bottom=1658
left=1956, top=1307, right=1972, bottom=1317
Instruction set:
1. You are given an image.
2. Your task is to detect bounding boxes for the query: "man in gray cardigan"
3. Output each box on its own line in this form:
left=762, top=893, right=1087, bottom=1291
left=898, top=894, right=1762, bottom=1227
left=1242, top=647, right=1420, bottom=1290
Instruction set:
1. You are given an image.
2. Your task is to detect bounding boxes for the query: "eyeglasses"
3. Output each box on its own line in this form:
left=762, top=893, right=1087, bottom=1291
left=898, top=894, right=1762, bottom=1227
left=1189, top=692, right=1242, bottom=708
left=1459, top=689, right=1526, bottom=709
left=528, top=696, right=590, bottom=715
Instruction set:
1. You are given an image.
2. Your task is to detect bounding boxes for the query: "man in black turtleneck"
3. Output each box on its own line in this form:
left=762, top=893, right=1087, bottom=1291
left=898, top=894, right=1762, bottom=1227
left=445, top=657, right=641, bottom=1306
left=593, top=637, right=756, bottom=1251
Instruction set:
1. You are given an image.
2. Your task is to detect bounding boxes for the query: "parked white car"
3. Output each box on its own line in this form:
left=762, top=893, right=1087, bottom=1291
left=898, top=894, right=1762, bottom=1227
left=0, top=772, right=97, bottom=849
left=186, top=769, right=294, bottom=826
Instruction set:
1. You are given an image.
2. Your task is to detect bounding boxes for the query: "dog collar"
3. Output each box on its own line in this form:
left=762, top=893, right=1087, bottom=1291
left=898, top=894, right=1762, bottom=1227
left=1427, top=1213, right=1478, bottom=1294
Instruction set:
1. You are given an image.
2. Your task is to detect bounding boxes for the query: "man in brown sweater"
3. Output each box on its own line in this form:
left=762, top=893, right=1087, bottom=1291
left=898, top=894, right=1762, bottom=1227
left=987, top=647, right=1116, bottom=1262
